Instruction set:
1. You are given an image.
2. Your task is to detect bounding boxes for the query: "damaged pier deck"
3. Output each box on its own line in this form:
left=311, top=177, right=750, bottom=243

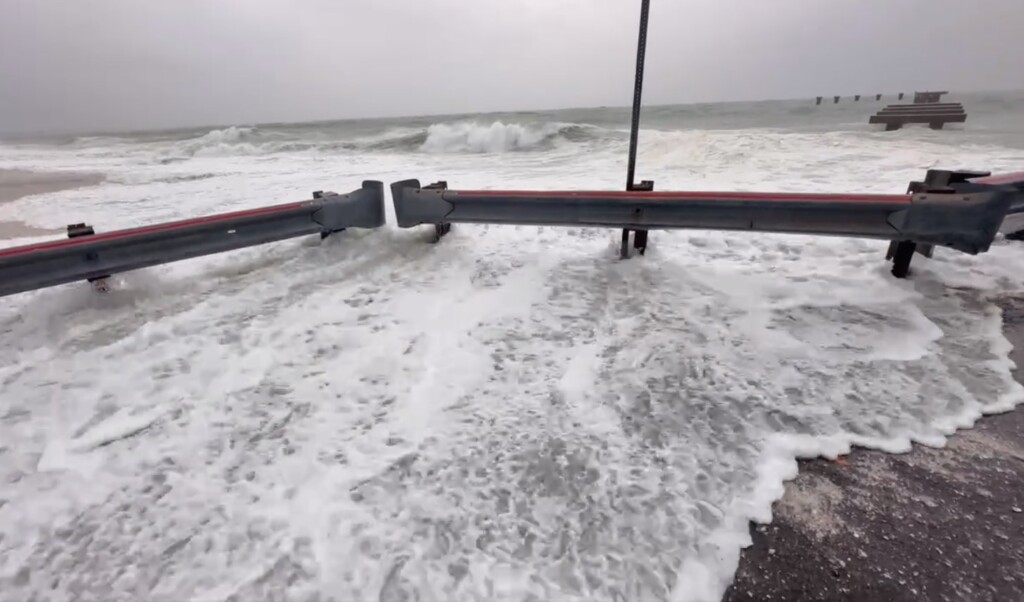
left=869, top=91, right=967, bottom=131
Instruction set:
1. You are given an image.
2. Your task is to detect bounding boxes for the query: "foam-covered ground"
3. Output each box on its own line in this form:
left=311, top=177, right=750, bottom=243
left=2, top=121, right=1024, bottom=601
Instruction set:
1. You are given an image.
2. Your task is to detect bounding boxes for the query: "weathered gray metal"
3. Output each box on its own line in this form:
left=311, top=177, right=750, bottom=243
left=623, top=0, right=654, bottom=259
left=0, top=181, right=385, bottom=297
left=391, top=170, right=1024, bottom=277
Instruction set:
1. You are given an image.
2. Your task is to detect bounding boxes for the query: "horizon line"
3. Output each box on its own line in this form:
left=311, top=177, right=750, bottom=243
left=3, top=87, right=1021, bottom=140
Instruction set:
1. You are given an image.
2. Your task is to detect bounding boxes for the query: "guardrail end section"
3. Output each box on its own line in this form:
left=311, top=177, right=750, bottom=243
left=891, top=190, right=1013, bottom=254
left=357, top=180, right=387, bottom=228
left=313, top=180, right=386, bottom=231
left=390, top=179, right=453, bottom=228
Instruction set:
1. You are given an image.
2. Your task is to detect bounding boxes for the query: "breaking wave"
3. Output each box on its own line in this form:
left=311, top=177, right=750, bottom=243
left=418, top=121, right=599, bottom=153
left=155, top=121, right=605, bottom=160
left=167, top=126, right=292, bottom=158
left=347, top=127, right=428, bottom=152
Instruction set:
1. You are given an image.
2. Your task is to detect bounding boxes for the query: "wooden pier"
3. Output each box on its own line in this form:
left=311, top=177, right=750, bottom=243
left=868, top=91, right=966, bottom=131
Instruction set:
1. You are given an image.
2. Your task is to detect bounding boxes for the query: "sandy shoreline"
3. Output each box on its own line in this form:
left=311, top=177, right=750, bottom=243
left=0, top=168, right=105, bottom=239
left=725, top=297, right=1024, bottom=601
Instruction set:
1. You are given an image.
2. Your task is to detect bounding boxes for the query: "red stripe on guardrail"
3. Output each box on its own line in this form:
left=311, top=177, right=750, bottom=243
left=0, top=202, right=306, bottom=259
left=453, top=190, right=910, bottom=204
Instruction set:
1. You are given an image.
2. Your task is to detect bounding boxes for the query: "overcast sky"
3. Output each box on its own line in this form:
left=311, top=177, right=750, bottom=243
left=1, top=0, right=1022, bottom=134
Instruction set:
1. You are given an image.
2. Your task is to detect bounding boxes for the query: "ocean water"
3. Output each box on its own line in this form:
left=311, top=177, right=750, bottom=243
left=2, top=91, right=1024, bottom=601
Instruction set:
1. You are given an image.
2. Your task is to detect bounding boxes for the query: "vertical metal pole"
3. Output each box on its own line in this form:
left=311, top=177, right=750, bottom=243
left=625, top=0, right=651, bottom=191
left=623, top=0, right=652, bottom=258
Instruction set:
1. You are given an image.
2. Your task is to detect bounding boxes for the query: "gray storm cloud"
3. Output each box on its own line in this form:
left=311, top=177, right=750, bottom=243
left=0, top=0, right=1022, bottom=134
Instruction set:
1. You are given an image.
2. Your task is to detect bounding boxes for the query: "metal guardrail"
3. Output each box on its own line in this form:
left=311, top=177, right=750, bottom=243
left=1, top=171, right=1021, bottom=298
left=0, top=181, right=385, bottom=297
left=392, top=170, right=1024, bottom=278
